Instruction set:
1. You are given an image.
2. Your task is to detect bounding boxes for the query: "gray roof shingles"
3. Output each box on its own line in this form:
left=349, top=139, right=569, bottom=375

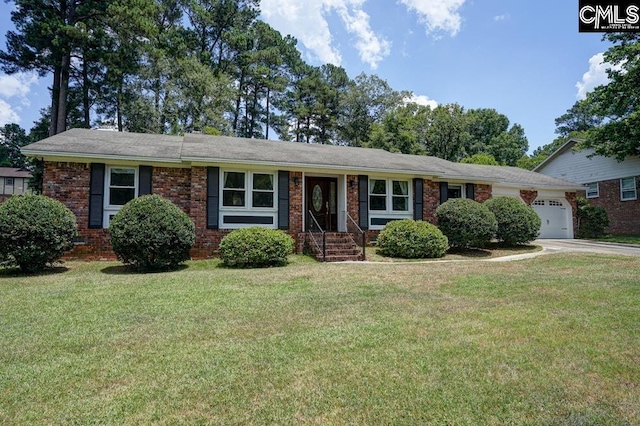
left=0, top=167, right=31, bottom=178
left=22, top=129, right=581, bottom=189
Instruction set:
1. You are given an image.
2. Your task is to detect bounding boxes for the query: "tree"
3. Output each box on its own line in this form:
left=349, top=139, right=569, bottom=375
left=464, top=108, right=529, bottom=166
left=460, top=153, right=499, bottom=165
left=367, top=103, right=429, bottom=155
left=555, top=99, right=602, bottom=139
left=163, top=57, right=234, bottom=134
left=337, top=73, right=407, bottom=147
left=424, top=103, right=469, bottom=161
left=487, top=123, right=529, bottom=166
left=0, top=124, right=30, bottom=168
left=0, top=0, right=113, bottom=136
left=580, top=33, right=640, bottom=160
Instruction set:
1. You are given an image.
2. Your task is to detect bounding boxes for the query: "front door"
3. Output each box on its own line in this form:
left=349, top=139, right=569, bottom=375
left=306, top=177, right=338, bottom=231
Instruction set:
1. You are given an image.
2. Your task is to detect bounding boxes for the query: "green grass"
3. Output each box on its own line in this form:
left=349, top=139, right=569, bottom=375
left=589, top=234, right=640, bottom=245
left=1, top=254, right=639, bottom=424
left=366, top=242, right=541, bottom=262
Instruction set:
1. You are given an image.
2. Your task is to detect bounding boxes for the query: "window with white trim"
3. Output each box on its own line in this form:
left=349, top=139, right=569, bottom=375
left=369, top=178, right=410, bottom=212
left=620, top=177, right=637, bottom=201
left=586, top=182, right=599, bottom=198
left=6, top=178, right=14, bottom=186
left=447, top=184, right=464, bottom=199
left=222, top=171, right=275, bottom=209
left=107, top=167, right=137, bottom=207
left=104, top=167, right=138, bottom=226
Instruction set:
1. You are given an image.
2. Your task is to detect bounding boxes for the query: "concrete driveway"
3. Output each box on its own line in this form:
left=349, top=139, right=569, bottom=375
left=534, top=239, right=640, bottom=257
left=485, top=239, right=640, bottom=262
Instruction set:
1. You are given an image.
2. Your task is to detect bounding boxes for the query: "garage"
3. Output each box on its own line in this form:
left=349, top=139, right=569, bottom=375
left=531, top=199, right=572, bottom=239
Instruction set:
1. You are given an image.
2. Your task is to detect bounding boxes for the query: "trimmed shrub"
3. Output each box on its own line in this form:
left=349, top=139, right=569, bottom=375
left=484, top=196, right=541, bottom=245
left=220, top=227, right=294, bottom=268
left=576, top=197, right=609, bottom=238
left=109, top=195, right=195, bottom=271
left=377, top=219, right=449, bottom=259
left=0, top=194, right=77, bottom=272
left=435, top=198, right=497, bottom=249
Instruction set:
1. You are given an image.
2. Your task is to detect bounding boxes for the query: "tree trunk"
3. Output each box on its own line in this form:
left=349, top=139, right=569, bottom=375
left=49, top=65, right=61, bottom=136
left=265, top=87, right=270, bottom=140
left=117, top=85, right=123, bottom=132
left=56, top=53, right=71, bottom=134
left=82, top=55, right=90, bottom=128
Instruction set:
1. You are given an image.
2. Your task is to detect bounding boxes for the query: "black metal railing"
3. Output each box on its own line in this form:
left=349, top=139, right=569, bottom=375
left=346, top=211, right=366, bottom=260
left=307, top=210, right=326, bottom=262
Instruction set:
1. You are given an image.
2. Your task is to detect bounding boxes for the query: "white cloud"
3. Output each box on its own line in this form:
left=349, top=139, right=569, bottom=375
left=260, top=0, right=390, bottom=68
left=405, top=94, right=438, bottom=108
left=399, top=0, right=467, bottom=36
left=494, top=14, right=509, bottom=22
left=0, top=99, right=20, bottom=126
left=0, top=72, right=38, bottom=99
left=576, top=53, right=623, bottom=100
left=0, top=72, right=39, bottom=126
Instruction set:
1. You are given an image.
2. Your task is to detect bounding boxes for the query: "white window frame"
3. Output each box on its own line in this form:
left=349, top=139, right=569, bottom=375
left=220, top=170, right=277, bottom=211
left=447, top=183, right=465, bottom=199
left=620, top=177, right=637, bottom=201
left=6, top=177, right=14, bottom=186
left=104, top=166, right=138, bottom=227
left=368, top=178, right=411, bottom=213
left=586, top=182, right=599, bottom=199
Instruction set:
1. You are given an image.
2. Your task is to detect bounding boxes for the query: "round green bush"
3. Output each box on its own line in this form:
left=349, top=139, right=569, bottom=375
left=576, top=196, right=609, bottom=238
left=220, top=227, right=294, bottom=268
left=0, top=194, right=77, bottom=272
left=109, top=195, right=195, bottom=271
left=435, top=198, right=497, bottom=249
left=377, top=219, right=449, bottom=259
left=484, top=196, right=541, bottom=245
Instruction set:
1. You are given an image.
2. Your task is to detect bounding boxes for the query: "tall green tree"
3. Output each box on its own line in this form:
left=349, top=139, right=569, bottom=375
left=580, top=33, right=640, bottom=160
left=424, top=103, right=469, bottom=162
left=367, top=103, right=430, bottom=155
left=0, top=0, right=112, bottom=135
left=337, top=73, right=408, bottom=147
left=0, top=124, right=30, bottom=168
left=554, top=99, right=602, bottom=139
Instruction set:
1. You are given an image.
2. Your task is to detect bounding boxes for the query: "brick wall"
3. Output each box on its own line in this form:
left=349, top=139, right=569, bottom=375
left=423, top=180, right=440, bottom=224
left=565, top=191, right=578, bottom=237
left=288, top=171, right=304, bottom=252
left=474, top=184, right=492, bottom=203
left=588, top=178, right=640, bottom=234
left=153, top=167, right=192, bottom=214
left=43, top=162, right=114, bottom=260
left=520, top=190, right=538, bottom=205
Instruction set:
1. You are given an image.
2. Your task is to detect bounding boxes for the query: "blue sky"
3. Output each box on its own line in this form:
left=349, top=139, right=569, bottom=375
left=0, top=0, right=613, bottom=153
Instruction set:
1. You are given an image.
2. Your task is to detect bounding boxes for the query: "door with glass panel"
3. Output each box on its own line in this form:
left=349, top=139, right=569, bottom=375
left=306, top=177, right=338, bottom=231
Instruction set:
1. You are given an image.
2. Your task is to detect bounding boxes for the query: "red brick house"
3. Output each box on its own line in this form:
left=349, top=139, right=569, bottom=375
left=22, top=129, right=581, bottom=260
left=535, top=138, right=640, bottom=235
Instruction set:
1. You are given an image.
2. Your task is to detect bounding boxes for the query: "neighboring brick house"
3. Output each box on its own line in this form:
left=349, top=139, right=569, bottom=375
left=0, top=167, right=31, bottom=203
left=535, top=138, right=640, bottom=235
left=22, top=129, right=581, bottom=261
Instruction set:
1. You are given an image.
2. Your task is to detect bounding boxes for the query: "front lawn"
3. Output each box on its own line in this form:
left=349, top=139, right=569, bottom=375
left=590, top=234, right=640, bottom=245
left=1, top=254, right=639, bottom=424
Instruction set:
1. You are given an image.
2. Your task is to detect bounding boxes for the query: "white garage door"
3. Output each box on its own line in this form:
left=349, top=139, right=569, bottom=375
left=532, top=199, right=570, bottom=239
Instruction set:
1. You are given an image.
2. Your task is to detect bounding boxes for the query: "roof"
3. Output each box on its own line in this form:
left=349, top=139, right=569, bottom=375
left=22, top=128, right=581, bottom=190
left=0, top=167, right=32, bottom=178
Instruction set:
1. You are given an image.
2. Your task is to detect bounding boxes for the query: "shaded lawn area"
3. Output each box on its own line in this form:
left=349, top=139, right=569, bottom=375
left=1, top=254, right=639, bottom=425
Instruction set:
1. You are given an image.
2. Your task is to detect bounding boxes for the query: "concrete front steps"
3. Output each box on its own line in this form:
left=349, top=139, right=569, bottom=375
left=307, top=232, right=364, bottom=262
